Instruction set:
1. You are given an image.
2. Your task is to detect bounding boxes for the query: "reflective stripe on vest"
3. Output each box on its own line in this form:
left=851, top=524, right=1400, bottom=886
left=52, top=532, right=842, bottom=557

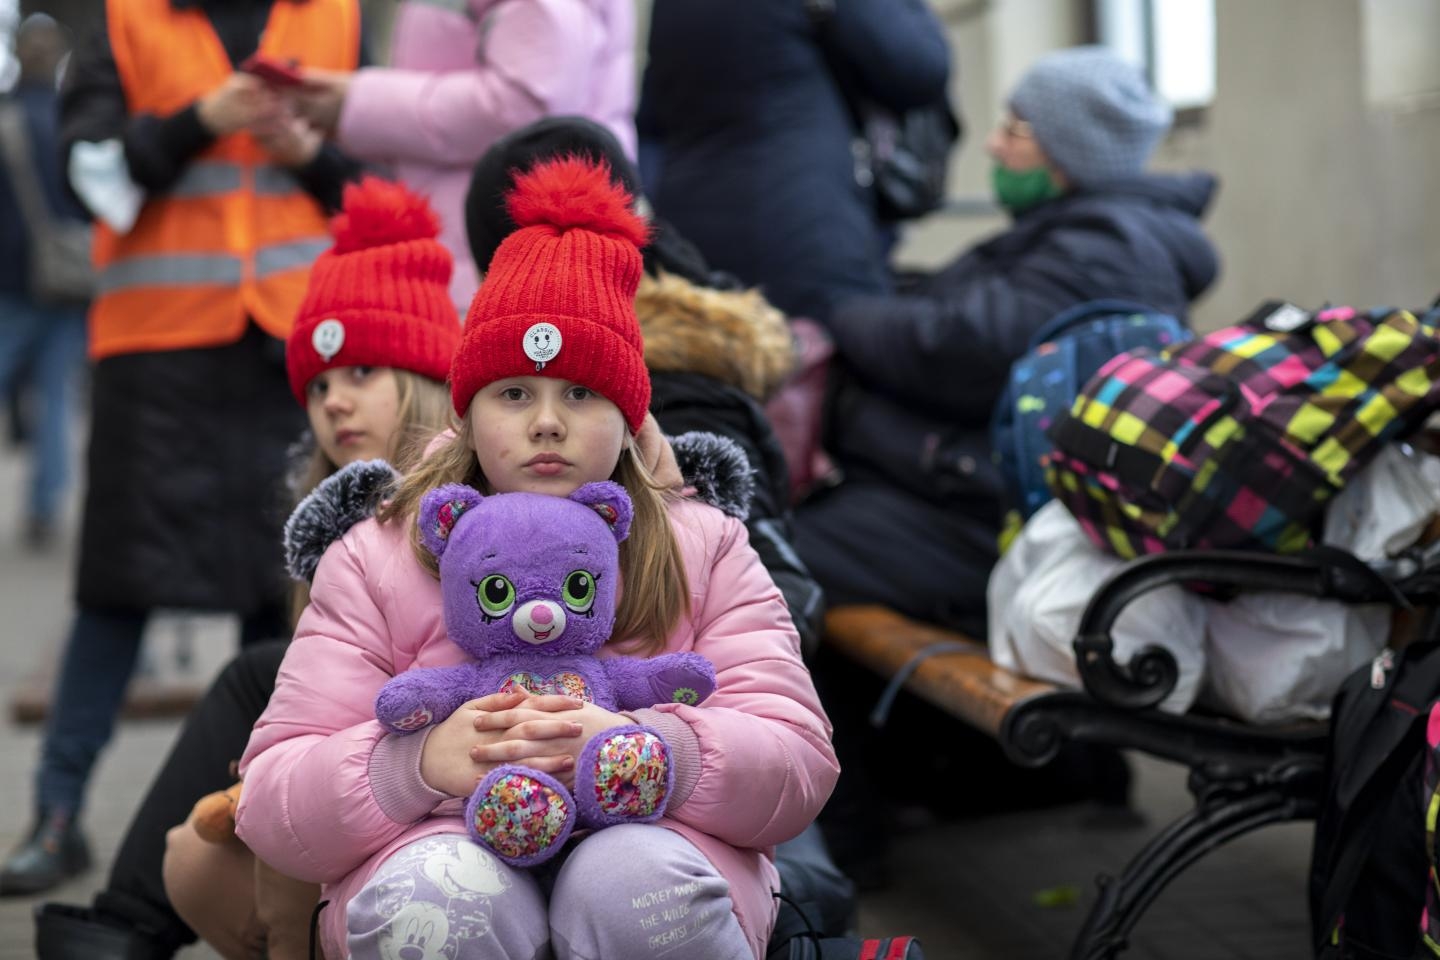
left=166, top=162, right=304, bottom=200
left=169, top=161, right=242, bottom=198
left=255, top=237, right=330, bottom=279
left=98, top=253, right=243, bottom=293
left=100, top=237, right=330, bottom=293
left=254, top=165, right=303, bottom=197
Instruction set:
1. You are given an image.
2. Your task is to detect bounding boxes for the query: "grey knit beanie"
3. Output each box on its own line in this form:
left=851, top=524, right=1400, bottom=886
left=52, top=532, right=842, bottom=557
left=1008, top=46, right=1172, bottom=187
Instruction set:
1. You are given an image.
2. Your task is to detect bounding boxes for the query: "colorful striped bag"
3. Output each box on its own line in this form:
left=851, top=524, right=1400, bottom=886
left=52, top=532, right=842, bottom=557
left=1046, top=302, right=1440, bottom=559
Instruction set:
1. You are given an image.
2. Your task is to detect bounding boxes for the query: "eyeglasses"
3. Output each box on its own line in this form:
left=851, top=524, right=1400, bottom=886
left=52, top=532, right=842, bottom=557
left=998, top=117, right=1035, bottom=140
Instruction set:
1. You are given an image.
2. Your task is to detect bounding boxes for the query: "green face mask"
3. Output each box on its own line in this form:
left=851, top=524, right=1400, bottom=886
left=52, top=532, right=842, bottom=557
left=991, top=164, right=1062, bottom=214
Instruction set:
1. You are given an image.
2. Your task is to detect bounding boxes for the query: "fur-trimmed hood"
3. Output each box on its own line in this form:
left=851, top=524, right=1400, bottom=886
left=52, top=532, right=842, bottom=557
left=636, top=270, right=796, bottom=401
left=284, top=433, right=755, bottom=583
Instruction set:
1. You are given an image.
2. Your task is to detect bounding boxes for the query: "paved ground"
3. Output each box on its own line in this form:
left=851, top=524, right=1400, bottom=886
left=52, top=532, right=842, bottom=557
left=0, top=431, right=1316, bottom=959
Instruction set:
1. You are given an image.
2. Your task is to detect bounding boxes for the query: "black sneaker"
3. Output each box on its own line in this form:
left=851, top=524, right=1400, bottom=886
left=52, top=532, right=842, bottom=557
left=23, top=516, right=56, bottom=552
left=35, top=902, right=177, bottom=960
left=0, top=813, right=91, bottom=896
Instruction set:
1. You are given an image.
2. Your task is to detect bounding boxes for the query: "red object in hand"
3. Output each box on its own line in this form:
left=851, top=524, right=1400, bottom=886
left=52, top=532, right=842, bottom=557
left=240, top=53, right=303, bottom=87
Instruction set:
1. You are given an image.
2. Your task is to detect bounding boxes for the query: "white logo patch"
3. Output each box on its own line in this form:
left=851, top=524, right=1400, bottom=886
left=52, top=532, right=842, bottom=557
left=522, top=322, right=562, bottom=369
left=312, top=318, right=346, bottom=361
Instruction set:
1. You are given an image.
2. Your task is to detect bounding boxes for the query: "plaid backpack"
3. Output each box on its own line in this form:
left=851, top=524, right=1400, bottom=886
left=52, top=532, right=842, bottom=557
left=991, top=299, right=1189, bottom=533
left=1047, top=301, right=1440, bottom=559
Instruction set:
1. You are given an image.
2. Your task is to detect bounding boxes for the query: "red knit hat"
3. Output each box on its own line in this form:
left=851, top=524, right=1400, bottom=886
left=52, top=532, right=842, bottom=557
left=286, top=177, right=461, bottom=406
left=450, top=156, right=651, bottom=432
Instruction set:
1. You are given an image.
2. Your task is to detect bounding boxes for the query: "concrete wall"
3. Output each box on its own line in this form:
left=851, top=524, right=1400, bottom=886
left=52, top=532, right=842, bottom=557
left=1172, top=0, right=1440, bottom=327
left=898, top=0, right=1440, bottom=330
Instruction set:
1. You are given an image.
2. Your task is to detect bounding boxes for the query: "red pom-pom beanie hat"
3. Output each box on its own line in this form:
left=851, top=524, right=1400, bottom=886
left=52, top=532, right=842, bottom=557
left=286, top=177, right=461, bottom=405
left=450, top=155, right=651, bottom=433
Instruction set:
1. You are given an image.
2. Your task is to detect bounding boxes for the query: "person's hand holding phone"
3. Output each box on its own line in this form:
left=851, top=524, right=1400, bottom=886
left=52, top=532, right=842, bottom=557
left=290, top=67, right=353, bottom=138
left=197, top=73, right=278, bottom=137
left=250, top=108, right=322, bottom=168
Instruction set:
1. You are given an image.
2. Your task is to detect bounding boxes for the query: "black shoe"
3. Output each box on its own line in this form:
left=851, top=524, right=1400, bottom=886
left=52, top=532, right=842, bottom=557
left=35, top=902, right=177, bottom=960
left=0, top=813, right=91, bottom=896
left=24, top=516, right=56, bottom=552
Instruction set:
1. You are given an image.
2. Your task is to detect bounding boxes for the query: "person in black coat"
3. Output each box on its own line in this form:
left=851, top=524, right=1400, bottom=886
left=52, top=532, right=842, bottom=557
left=795, top=45, right=1220, bottom=637
left=0, top=0, right=367, bottom=898
left=637, top=0, right=950, bottom=323
left=465, top=116, right=827, bottom=654
left=797, top=46, right=1220, bottom=883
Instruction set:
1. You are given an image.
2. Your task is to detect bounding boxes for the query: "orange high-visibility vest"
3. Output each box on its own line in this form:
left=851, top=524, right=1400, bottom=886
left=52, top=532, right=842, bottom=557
left=89, top=0, right=359, bottom=359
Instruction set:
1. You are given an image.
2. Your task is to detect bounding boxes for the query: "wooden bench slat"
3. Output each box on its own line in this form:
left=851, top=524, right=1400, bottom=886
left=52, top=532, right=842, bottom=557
left=824, top=605, right=1057, bottom=738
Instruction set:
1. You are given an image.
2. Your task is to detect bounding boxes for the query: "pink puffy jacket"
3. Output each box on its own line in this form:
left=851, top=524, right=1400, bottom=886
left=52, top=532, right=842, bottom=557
left=336, top=0, right=637, bottom=312
left=236, top=498, right=838, bottom=959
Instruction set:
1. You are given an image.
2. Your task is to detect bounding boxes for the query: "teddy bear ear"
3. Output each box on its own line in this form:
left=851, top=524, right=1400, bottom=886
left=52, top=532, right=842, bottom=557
left=418, top=484, right=485, bottom=558
left=569, top=481, right=633, bottom=543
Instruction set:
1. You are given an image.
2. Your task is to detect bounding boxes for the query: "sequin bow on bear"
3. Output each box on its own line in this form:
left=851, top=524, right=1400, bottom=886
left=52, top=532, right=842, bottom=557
left=374, top=481, right=717, bottom=867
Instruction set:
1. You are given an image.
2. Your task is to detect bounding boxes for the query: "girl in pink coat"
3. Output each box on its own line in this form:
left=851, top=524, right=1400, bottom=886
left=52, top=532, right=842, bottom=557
left=235, top=156, right=839, bottom=959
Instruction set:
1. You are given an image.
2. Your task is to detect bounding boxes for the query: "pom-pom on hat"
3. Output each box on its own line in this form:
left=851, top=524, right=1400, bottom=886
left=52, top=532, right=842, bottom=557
left=465, top=117, right=642, bottom=277
left=450, top=156, right=652, bottom=432
left=464, top=115, right=719, bottom=289
left=286, top=177, right=461, bottom=406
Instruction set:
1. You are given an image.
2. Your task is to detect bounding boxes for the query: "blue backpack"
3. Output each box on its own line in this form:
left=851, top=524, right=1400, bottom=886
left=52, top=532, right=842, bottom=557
left=991, top=300, right=1190, bottom=530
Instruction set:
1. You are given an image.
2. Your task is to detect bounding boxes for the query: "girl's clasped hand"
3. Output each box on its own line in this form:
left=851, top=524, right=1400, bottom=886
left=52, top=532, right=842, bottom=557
left=420, top=690, right=636, bottom=795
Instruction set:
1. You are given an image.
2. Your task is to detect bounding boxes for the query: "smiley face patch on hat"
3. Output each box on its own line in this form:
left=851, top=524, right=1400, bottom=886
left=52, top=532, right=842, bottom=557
left=312, top=318, right=346, bottom=361
left=523, top=322, right=562, bottom=369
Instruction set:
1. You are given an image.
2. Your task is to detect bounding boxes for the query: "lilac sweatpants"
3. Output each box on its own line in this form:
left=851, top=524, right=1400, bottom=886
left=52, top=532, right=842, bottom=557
left=346, top=825, right=755, bottom=960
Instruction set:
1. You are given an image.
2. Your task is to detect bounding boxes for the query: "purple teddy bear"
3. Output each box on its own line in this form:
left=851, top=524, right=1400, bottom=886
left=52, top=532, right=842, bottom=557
left=375, top=481, right=717, bottom=867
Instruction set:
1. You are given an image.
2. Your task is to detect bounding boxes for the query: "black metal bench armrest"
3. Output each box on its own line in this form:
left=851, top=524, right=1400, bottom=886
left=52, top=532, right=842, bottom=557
left=1073, top=549, right=1408, bottom=711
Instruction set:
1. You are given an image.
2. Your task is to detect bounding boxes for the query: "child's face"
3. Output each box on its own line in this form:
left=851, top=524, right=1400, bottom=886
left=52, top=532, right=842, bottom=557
left=467, top=376, right=629, bottom=496
left=305, top=366, right=402, bottom=469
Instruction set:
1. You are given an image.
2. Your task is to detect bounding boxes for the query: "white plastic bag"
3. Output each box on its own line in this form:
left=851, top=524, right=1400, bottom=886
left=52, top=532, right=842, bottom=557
left=987, top=500, right=1207, bottom=714
left=1200, top=445, right=1440, bottom=724
left=1322, top=443, right=1440, bottom=558
left=1202, top=595, right=1388, bottom=724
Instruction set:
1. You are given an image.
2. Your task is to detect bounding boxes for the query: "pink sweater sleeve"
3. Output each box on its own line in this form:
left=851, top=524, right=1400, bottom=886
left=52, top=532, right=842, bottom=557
left=235, top=534, right=439, bottom=884
left=337, top=0, right=607, bottom=166
left=641, top=516, right=840, bottom=849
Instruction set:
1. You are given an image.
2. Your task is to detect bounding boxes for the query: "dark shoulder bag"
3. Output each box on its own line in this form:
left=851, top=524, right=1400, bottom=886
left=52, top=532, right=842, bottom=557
left=805, top=0, right=961, bottom=222
left=0, top=100, right=96, bottom=304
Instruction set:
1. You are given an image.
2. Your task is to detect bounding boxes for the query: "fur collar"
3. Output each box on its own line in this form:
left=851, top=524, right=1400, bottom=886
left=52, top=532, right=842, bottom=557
left=670, top=431, right=754, bottom=523
left=284, top=433, right=754, bottom=583
left=284, top=460, right=400, bottom=583
left=636, top=270, right=795, bottom=401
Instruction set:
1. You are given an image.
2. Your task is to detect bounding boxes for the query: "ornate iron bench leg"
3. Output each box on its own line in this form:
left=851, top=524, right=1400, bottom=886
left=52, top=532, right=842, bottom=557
left=1066, top=758, right=1324, bottom=960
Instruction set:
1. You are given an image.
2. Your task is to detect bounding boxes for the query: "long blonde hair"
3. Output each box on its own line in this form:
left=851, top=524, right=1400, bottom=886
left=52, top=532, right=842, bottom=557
left=290, top=369, right=456, bottom=624
left=378, top=419, right=690, bottom=656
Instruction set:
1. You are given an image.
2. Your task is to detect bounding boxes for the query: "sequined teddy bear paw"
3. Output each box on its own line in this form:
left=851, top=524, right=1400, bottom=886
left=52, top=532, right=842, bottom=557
left=466, top=767, right=575, bottom=868
left=575, top=725, right=674, bottom=827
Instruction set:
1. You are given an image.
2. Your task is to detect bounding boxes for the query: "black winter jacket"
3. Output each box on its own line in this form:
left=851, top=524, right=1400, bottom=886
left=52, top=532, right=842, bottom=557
left=639, top=0, right=949, bottom=322
left=636, top=270, right=826, bottom=656
left=827, top=172, right=1220, bottom=517
left=650, top=372, right=823, bottom=655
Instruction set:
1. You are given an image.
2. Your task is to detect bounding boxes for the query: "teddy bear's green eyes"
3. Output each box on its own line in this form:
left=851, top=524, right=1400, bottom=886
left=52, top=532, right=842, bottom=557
left=476, top=575, right=516, bottom=618
left=563, top=570, right=598, bottom=613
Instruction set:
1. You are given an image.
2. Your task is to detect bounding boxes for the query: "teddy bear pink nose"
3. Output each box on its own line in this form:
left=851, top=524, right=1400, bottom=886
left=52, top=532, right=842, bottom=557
left=531, top=604, right=554, bottom=625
